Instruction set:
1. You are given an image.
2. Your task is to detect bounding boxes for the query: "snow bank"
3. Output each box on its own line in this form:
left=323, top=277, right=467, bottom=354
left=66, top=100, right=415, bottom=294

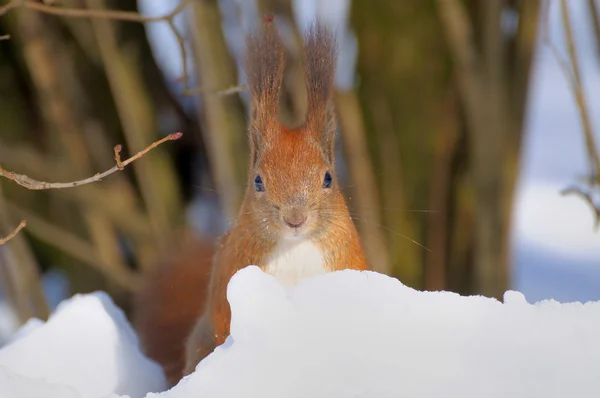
left=2, top=266, right=600, bottom=398
left=0, top=292, right=166, bottom=398
left=153, top=266, right=600, bottom=398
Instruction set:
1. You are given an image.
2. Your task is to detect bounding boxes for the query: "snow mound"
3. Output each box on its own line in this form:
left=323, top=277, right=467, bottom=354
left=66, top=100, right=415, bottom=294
left=3, top=266, right=600, bottom=398
left=0, top=292, right=166, bottom=398
left=156, top=266, right=600, bottom=398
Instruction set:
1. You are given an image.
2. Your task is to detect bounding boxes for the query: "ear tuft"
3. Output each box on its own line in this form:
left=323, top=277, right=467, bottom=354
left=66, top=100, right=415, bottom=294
left=303, top=21, right=338, bottom=162
left=244, top=16, right=285, bottom=167
left=244, top=17, right=285, bottom=128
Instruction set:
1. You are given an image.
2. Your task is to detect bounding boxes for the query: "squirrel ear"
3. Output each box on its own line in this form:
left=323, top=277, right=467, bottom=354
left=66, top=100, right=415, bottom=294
left=244, top=16, right=285, bottom=166
left=303, top=22, right=338, bottom=164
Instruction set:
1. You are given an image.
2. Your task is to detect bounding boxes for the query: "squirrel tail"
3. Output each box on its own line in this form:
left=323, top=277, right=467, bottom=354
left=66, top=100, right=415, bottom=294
left=131, top=237, right=214, bottom=386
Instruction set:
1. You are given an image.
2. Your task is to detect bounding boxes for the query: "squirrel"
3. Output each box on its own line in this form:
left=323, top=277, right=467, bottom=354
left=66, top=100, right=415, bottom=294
left=132, top=18, right=370, bottom=387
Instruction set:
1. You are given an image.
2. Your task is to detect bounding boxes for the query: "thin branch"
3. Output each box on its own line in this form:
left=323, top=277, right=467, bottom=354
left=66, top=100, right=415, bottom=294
left=184, top=84, right=249, bottom=97
left=561, top=187, right=600, bottom=230
left=587, top=0, right=600, bottom=59
left=0, top=0, right=245, bottom=96
left=0, top=132, right=182, bottom=190
left=560, top=0, right=600, bottom=180
left=543, top=0, right=600, bottom=228
left=543, top=0, right=600, bottom=182
left=0, top=140, right=156, bottom=239
left=0, top=33, right=9, bottom=40
left=0, top=220, right=26, bottom=245
left=0, top=0, right=191, bottom=23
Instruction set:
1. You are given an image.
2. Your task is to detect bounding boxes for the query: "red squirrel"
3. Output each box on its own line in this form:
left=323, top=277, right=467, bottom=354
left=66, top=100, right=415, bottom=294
left=132, top=18, right=370, bottom=386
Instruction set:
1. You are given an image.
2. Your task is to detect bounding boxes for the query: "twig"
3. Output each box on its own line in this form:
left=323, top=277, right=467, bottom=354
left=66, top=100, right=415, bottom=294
left=0, top=132, right=182, bottom=190
left=561, top=186, right=600, bottom=229
left=0, top=220, right=26, bottom=245
left=0, top=0, right=190, bottom=23
left=0, top=0, right=244, bottom=96
left=0, top=140, right=156, bottom=239
left=588, top=0, right=600, bottom=59
left=0, top=33, right=9, bottom=40
left=543, top=0, right=600, bottom=182
left=184, top=84, right=249, bottom=97
left=543, top=0, right=600, bottom=227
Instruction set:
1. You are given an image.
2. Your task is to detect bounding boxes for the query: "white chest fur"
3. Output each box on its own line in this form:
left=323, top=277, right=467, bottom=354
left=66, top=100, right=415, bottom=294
left=264, top=238, right=327, bottom=289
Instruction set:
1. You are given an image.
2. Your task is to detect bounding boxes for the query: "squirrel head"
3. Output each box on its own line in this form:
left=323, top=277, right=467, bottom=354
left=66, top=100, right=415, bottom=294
left=243, top=19, right=345, bottom=241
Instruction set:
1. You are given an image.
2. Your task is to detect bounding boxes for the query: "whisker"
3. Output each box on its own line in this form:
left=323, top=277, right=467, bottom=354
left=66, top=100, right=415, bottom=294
left=190, top=184, right=219, bottom=193
left=351, top=216, right=431, bottom=252
left=347, top=205, right=438, bottom=214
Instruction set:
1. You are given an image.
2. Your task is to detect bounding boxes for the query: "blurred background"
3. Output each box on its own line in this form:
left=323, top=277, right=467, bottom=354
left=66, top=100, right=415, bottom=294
left=0, top=0, right=598, bottom=345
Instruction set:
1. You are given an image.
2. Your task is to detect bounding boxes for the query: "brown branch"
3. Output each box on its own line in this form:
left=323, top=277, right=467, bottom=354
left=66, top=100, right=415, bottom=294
left=543, top=0, right=600, bottom=228
left=588, top=0, right=600, bottom=59
left=560, top=0, right=600, bottom=181
left=0, top=0, right=189, bottom=21
left=184, top=84, right=249, bottom=97
left=0, top=220, right=26, bottom=245
left=0, top=0, right=244, bottom=96
left=0, top=132, right=182, bottom=190
left=544, top=0, right=600, bottom=183
left=561, top=187, right=600, bottom=230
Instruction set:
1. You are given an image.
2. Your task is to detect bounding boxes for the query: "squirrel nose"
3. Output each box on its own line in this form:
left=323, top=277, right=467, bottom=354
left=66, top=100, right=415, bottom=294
left=283, top=214, right=307, bottom=229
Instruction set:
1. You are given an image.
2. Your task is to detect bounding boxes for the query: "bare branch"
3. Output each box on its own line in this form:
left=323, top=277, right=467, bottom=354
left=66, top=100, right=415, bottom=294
left=184, top=84, right=249, bottom=97
left=561, top=187, right=600, bottom=230
left=587, top=0, right=600, bottom=58
left=543, top=0, right=600, bottom=182
left=543, top=0, right=600, bottom=226
left=0, top=132, right=182, bottom=190
left=0, top=220, right=26, bottom=245
left=0, top=0, right=245, bottom=96
left=560, top=0, right=600, bottom=180
left=0, top=0, right=190, bottom=23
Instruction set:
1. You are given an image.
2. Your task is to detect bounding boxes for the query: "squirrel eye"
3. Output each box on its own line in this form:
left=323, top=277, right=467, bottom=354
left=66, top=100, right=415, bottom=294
left=254, top=175, right=265, bottom=192
left=323, top=171, right=333, bottom=189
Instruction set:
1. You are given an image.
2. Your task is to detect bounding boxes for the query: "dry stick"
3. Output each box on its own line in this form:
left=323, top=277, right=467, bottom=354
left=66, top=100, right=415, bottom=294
left=544, top=1, right=600, bottom=180
left=560, top=187, right=600, bottom=229
left=560, top=0, right=600, bottom=180
left=185, top=84, right=249, bottom=97
left=0, top=33, right=9, bottom=40
left=544, top=0, right=600, bottom=223
left=588, top=0, right=600, bottom=58
left=0, top=220, right=26, bottom=245
left=0, top=140, right=156, bottom=239
left=0, top=132, right=182, bottom=190
left=0, top=0, right=246, bottom=96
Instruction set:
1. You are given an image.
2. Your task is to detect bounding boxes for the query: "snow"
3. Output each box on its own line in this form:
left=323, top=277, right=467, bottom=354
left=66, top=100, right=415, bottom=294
left=2, top=266, right=600, bottom=398
left=0, top=302, right=19, bottom=347
left=0, top=292, right=166, bottom=398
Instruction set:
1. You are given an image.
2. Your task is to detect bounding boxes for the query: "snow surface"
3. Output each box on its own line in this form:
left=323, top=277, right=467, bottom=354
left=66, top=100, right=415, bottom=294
left=2, top=266, right=600, bottom=398
left=0, top=292, right=166, bottom=398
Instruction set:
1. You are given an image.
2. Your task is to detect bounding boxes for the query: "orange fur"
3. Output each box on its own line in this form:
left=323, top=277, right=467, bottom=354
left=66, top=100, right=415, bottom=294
left=133, top=19, right=370, bottom=386
left=183, top=20, right=370, bottom=376
left=131, top=238, right=214, bottom=386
